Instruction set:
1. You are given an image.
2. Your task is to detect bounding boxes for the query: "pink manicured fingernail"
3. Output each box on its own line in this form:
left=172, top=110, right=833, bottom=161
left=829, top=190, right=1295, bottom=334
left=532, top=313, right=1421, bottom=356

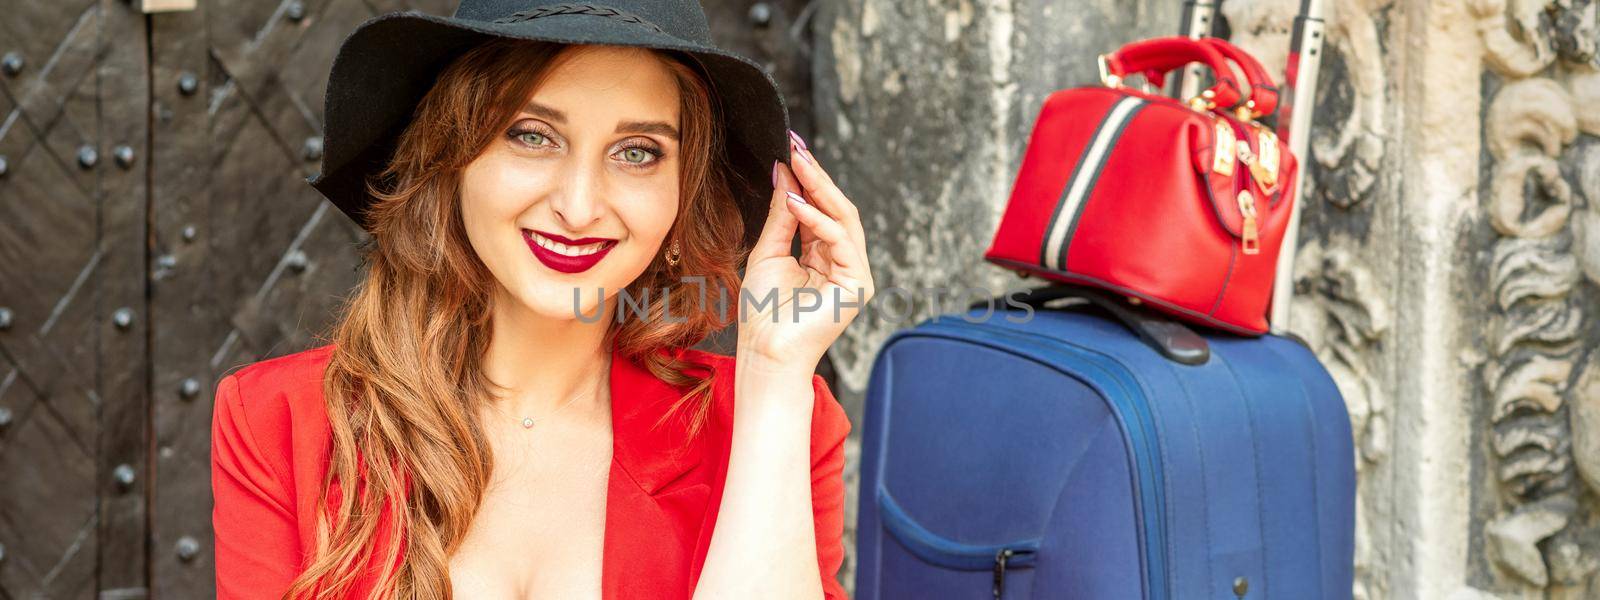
left=786, top=191, right=808, bottom=205
left=771, top=160, right=780, bottom=188
left=787, top=129, right=809, bottom=151
left=791, top=140, right=814, bottom=165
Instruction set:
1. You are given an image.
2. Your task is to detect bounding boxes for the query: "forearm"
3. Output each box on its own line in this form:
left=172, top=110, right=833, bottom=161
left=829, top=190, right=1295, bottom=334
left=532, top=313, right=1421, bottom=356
left=692, top=357, right=825, bottom=600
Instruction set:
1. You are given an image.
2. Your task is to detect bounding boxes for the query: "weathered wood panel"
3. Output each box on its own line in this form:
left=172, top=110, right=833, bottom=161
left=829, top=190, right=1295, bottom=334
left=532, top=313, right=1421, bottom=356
left=0, top=1, right=123, bottom=598
left=0, top=0, right=149, bottom=598
left=96, top=0, right=153, bottom=597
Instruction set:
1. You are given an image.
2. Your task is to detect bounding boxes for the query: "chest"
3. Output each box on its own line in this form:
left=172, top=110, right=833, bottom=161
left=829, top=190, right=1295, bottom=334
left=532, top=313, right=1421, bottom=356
left=448, top=413, right=614, bottom=599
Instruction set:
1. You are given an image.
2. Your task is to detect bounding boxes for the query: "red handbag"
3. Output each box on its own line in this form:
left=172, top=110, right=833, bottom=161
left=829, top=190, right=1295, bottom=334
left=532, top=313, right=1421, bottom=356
left=982, top=36, right=1298, bottom=335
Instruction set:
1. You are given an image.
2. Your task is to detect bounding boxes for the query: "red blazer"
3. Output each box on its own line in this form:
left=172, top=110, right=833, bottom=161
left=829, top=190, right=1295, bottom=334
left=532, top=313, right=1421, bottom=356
left=210, top=343, right=851, bottom=599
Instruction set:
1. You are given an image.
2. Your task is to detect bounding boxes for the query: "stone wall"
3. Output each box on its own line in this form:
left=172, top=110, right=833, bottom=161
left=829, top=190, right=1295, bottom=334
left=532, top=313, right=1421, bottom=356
left=811, top=0, right=1600, bottom=597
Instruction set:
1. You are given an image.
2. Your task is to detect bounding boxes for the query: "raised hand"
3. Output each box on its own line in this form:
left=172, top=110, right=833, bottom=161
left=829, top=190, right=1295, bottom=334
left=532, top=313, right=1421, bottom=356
left=736, top=131, right=875, bottom=371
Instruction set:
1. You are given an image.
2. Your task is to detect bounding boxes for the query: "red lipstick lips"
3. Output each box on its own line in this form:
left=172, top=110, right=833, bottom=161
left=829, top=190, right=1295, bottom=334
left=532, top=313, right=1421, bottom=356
left=524, top=229, right=617, bottom=274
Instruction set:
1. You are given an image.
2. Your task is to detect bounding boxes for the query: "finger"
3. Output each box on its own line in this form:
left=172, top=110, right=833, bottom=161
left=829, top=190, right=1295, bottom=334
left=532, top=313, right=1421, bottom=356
left=776, top=162, right=820, bottom=254
left=785, top=147, right=872, bottom=301
left=784, top=193, right=862, bottom=274
left=786, top=136, right=866, bottom=252
left=747, top=161, right=800, bottom=262
left=784, top=158, right=870, bottom=284
left=786, top=134, right=874, bottom=300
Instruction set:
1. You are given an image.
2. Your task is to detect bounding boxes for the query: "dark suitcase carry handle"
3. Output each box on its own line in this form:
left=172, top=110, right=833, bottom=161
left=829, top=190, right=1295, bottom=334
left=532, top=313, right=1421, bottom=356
left=969, top=284, right=1212, bottom=365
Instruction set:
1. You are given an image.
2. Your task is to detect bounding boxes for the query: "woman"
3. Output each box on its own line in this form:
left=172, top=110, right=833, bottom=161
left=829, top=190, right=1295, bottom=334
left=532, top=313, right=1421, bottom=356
left=209, top=2, right=873, bottom=599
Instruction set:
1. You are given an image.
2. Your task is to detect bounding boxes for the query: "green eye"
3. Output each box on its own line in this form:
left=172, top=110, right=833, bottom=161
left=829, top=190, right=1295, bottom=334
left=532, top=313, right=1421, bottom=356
left=621, top=148, right=650, bottom=163
left=517, top=132, right=549, bottom=147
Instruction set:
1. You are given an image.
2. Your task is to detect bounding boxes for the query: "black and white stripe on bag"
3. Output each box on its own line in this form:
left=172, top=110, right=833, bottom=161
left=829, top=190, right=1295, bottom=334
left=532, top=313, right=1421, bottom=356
left=1038, top=96, right=1148, bottom=271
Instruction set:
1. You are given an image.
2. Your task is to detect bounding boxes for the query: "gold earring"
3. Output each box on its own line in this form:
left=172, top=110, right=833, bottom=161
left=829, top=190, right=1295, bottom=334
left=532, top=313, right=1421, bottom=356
left=664, top=239, right=681, bottom=267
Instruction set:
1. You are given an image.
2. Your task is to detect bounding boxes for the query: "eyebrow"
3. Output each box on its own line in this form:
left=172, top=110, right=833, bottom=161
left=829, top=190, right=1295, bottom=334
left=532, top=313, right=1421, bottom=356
left=522, top=101, right=566, bottom=122
left=617, top=120, right=681, bottom=141
left=522, top=101, right=680, bottom=141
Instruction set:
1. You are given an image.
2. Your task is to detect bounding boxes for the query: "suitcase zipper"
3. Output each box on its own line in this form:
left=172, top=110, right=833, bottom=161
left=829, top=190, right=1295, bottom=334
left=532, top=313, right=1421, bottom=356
left=906, top=320, right=1171, bottom=600
left=993, top=548, right=1036, bottom=599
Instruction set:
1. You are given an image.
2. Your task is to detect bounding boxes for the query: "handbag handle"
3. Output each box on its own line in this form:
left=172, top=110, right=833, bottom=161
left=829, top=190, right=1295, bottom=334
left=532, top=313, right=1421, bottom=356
left=1101, top=36, right=1244, bottom=110
left=1200, top=38, right=1280, bottom=118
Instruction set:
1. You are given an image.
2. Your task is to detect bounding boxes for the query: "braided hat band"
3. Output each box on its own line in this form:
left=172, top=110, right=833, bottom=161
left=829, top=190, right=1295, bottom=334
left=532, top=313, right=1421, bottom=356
left=494, top=3, right=667, bottom=35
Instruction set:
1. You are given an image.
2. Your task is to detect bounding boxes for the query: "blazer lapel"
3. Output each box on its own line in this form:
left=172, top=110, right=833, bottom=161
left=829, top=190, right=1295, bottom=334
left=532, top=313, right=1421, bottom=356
left=602, top=345, right=715, bottom=599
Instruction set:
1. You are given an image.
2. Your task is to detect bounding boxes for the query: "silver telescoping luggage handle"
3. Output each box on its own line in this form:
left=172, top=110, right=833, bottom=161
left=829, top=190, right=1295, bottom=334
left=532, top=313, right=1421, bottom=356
left=1174, top=0, right=1328, bottom=335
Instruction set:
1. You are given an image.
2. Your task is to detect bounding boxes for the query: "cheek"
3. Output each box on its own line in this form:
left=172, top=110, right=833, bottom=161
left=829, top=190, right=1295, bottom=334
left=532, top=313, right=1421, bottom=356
left=612, top=156, right=682, bottom=245
left=458, top=158, right=543, bottom=285
left=460, top=157, right=540, bottom=224
left=618, top=191, right=680, bottom=247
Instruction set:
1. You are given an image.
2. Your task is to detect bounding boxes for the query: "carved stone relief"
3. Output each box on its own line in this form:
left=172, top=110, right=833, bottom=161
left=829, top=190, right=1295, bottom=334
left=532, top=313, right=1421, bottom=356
left=1473, top=0, right=1600, bottom=593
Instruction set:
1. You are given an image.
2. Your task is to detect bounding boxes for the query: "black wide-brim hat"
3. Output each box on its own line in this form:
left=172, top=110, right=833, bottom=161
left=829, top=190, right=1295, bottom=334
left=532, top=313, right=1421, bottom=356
left=307, top=1, right=790, bottom=250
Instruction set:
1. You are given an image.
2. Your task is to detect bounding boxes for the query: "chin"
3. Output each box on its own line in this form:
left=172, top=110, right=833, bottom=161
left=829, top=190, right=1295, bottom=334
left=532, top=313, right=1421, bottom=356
left=520, top=266, right=656, bottom=322
left=510, top=280, right=604, bottom=322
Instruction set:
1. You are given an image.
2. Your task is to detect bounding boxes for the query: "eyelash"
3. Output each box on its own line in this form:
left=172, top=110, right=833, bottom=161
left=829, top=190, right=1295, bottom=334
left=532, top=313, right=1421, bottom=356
left=506, top=123, right=665, bottom=169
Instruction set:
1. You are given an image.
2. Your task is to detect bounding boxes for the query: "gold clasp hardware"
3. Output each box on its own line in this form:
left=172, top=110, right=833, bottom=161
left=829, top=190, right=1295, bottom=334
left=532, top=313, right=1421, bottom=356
left=1234, top=99, right=1258, bottom=122
left=1184, top=89, right=1218, bottom=112
left=1237, top=190, right=1260, bottom=255
left=1212, top=120, right=1237, bottom=176
left=1253, top=125, right=1280, bottom=188
left=1234, top=134, right=1279, bottom=195
left=1097, top=54, right=1123, bottom=89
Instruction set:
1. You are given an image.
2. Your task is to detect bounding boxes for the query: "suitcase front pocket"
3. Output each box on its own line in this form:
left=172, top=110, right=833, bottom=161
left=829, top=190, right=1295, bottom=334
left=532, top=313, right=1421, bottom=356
left=859, top=324, right=1161, bottom=600
left=878, top=486, right=1040, bottom=599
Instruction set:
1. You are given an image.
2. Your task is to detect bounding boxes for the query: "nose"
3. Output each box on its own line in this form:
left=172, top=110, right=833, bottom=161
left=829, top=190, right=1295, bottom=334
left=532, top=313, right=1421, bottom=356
left=548, top=159, right=606, bottom=232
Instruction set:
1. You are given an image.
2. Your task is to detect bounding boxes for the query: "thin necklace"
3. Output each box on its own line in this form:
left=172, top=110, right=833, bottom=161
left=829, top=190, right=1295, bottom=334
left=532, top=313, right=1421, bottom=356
left=519, top=354, right=610, bottom=429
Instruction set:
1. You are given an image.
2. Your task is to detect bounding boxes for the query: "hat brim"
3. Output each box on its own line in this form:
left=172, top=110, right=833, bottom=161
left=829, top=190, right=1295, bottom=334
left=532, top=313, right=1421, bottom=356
left=307, top=10, right=790, bottom=251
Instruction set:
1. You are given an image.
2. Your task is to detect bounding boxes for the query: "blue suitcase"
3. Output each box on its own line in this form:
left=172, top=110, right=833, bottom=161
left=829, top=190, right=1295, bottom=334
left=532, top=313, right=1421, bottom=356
left=852, top=286, right=1356, bottom=599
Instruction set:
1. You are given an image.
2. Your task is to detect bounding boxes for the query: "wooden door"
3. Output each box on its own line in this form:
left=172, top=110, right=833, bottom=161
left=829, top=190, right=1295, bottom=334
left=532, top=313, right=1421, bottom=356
left=0, top=0, right=148, bottom=597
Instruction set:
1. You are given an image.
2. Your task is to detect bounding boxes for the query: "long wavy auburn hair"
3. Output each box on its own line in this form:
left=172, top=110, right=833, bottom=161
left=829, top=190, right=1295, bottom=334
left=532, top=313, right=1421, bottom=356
left=286, top=38, right=751, bottom=599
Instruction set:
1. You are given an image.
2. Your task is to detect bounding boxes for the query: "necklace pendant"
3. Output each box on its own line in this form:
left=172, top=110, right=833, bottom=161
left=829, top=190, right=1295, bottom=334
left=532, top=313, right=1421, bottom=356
left=521, top=417, right=535, bottom=429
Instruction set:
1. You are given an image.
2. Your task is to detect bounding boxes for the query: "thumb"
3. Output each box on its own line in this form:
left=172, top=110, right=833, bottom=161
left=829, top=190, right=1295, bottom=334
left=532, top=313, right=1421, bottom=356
left=747, top=161, right=801, bottom=263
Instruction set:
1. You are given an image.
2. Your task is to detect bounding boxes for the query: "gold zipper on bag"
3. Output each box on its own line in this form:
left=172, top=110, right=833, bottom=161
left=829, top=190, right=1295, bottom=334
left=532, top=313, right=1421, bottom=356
left=1237, top=189, right=1260, bottom=254
left=1233, top=126, right=1280, bottom=193
left=1212, top=114, right=1261, bottom=254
